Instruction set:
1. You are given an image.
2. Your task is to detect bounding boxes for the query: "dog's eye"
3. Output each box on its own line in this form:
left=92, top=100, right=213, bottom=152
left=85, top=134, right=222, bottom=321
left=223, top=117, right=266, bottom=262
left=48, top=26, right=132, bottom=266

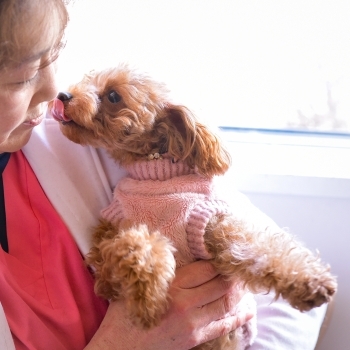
left=107, top=90, right=121, bottom=104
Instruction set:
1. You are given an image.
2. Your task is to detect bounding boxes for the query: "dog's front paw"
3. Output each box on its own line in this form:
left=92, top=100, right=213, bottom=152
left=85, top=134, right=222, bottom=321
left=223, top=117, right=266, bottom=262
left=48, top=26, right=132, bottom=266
left=118, top=225, right=176, bottom=329
left=287, top=269, right=337, bottom=312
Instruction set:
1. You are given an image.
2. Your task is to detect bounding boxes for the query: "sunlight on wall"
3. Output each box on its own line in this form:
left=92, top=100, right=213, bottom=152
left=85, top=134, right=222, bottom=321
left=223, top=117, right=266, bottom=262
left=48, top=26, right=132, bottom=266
left=57, top=0, right=350, bottom=132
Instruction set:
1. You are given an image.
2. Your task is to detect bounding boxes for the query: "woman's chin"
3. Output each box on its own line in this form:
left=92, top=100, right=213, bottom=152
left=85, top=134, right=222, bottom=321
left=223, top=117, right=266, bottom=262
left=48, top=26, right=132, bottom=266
left=0, top=128, right=33, bottom=153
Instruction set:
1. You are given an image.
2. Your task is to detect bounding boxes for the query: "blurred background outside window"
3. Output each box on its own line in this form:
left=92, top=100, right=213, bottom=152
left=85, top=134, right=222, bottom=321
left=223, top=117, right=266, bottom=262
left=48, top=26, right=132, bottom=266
left=58, top=0, right=350, bottom=134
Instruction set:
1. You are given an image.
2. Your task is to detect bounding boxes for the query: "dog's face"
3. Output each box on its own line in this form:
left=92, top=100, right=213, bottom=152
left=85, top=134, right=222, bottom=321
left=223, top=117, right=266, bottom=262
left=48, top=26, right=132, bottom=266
left=48, top=65, right=170, bottom=154
left=48, top=65, right=231, bottom=175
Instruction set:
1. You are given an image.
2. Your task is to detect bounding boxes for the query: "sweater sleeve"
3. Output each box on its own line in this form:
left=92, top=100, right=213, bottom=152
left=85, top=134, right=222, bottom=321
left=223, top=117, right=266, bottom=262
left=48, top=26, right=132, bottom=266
left=186, top=199, right=230, bottom=260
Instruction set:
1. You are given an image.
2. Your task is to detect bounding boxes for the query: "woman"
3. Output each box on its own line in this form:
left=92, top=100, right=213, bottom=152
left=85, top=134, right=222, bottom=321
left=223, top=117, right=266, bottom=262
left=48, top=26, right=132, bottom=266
left=0, top=0, right=326, bottom=349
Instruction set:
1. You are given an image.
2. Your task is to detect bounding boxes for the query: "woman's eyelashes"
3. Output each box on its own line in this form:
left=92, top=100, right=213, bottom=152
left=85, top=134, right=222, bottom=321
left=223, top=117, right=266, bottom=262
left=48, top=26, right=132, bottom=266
left=16, top=72, right=39, bottom=86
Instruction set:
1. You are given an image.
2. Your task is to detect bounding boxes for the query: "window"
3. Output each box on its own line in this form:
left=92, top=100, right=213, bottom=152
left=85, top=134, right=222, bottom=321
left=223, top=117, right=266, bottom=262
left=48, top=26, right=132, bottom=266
left=59, top=0, right=350, bottom=133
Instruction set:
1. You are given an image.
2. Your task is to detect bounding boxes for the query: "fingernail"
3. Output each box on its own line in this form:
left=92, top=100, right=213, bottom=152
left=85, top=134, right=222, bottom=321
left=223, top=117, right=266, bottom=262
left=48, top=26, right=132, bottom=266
left=236, top=311, right=254, bottom=325
left=245, top=311, right=255, bottom=322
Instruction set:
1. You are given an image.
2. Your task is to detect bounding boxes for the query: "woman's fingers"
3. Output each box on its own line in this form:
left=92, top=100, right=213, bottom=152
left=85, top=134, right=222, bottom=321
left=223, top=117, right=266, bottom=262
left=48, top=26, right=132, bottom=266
left=171, top=260, right=256, bottom=347
left=173, top=260, right=240, bottom=309
left=173, top=260, right=219, bottom=288
left=198, top=312, right=254, bottom=346
left=197, top=284, right=247, bottom=324
left=86, top=260, right=254, bottom=350
left=170, top=260, right=253, bottom=340
left=193, top=292, right=256, bottom=346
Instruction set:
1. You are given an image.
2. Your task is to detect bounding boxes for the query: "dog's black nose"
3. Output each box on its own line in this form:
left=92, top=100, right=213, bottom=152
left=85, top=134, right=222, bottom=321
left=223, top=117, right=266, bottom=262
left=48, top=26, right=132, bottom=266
left=57, top=92, right=73, bottom=101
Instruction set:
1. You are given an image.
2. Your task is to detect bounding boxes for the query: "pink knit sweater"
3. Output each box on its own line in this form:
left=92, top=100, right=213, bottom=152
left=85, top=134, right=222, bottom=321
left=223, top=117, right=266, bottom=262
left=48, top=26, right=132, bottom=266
left=101, top=157, right=230, bottom=267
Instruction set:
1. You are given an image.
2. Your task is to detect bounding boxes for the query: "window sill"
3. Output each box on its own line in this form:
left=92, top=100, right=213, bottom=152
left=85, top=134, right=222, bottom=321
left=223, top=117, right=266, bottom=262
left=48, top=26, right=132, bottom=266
left=219, top=128, right=350, bottom=199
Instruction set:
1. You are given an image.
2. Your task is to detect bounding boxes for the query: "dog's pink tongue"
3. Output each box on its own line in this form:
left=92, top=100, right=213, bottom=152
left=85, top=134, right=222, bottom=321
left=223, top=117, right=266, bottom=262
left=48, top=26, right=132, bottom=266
left=48, top=98, right=72, bottom=122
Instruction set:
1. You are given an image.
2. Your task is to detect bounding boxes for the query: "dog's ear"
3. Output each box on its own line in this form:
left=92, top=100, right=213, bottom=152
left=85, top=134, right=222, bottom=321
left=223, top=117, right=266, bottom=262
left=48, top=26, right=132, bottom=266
left=164, top=105, right=231, bottom=176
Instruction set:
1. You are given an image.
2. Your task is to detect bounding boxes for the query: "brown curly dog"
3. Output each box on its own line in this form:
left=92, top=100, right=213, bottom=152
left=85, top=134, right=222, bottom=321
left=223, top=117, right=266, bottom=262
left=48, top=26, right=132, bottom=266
left=48, top=64, right=337, bottom=350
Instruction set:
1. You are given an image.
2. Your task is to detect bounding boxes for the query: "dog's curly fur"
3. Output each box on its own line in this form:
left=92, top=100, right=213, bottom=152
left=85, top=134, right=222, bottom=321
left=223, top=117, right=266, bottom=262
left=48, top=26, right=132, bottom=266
left=49, top=64, right=337, bottom=350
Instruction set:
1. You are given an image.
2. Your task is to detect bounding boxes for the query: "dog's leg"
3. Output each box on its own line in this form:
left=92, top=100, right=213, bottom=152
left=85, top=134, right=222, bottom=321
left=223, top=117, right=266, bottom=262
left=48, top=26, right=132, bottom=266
left=87, top=220, right=176, bottom=329
left=205, top=214, right=337, bottom=312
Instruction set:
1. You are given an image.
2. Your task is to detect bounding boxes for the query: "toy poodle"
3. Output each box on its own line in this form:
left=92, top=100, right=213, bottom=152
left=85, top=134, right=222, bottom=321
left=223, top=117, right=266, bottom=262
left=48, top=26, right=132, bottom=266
left=48, top=64, right=337, bottom=350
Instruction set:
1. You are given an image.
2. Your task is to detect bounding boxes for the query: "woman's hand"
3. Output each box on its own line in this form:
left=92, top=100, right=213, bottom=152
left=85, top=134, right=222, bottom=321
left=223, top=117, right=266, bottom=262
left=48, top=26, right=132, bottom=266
left=85, top=260, right=253, bottom=350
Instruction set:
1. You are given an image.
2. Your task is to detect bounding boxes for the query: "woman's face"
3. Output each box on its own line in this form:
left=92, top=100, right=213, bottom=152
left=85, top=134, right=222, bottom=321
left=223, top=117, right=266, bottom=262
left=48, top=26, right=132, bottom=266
left=0, top=0, right=67, bottom=153
left=0, top=49, right=59, bottom=153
